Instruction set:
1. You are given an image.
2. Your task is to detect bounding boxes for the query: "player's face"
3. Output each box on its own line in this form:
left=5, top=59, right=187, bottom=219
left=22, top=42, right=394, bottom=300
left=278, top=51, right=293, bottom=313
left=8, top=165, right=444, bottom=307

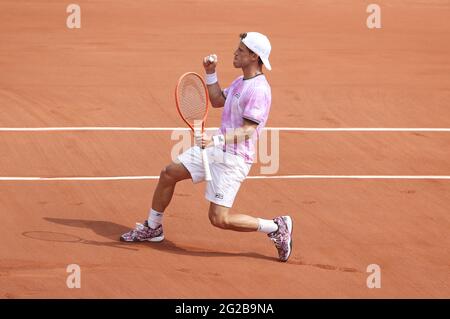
left=233, top=42, right=255, bottom=68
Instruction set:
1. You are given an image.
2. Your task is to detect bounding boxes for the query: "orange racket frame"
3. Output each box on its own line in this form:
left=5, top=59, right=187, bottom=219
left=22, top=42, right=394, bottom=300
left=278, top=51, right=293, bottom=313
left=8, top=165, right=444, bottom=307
left=174, top=72, right=212, bottom=181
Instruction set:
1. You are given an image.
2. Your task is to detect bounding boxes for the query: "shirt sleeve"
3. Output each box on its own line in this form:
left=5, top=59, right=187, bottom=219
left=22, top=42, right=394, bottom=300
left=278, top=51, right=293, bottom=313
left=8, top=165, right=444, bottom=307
left=222, top=87, right=230, bottom=99
left=242, top=86, right=271, bottom=124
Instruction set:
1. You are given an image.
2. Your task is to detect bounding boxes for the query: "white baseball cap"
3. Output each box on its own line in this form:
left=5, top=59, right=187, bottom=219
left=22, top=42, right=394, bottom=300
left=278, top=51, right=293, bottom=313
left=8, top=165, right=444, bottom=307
left=241, top=32, right=272, bottom=71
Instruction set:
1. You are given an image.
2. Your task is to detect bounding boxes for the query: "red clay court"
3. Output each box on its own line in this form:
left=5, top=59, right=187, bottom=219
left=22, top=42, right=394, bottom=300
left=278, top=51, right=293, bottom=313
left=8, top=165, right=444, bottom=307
left=0, top=1, right=449, bottom=298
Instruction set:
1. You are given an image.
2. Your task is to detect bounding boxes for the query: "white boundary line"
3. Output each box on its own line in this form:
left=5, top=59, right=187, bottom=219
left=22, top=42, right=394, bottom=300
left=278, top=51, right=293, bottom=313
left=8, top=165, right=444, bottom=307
left=0, top=127, right=449, bottom=132
left=248, top=175, right=450, bottom=180
left=0, top=175, right=449, bottom=181
left=1, top=127, right=448, bottom=180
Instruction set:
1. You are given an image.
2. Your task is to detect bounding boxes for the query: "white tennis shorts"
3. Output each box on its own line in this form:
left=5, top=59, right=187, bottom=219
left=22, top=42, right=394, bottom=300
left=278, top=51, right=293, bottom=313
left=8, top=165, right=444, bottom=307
left=177, top=146, right=252, bottom=208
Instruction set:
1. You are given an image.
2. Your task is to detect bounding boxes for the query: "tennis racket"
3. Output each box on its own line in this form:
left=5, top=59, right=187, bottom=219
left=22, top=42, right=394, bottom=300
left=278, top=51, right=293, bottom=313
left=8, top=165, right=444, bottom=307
left=175, top=72, right=212, bottom=182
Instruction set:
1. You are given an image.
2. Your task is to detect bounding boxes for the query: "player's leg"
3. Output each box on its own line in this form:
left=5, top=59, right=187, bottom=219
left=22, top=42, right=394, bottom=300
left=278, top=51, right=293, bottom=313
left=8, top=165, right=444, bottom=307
left=207, top=202, right=293, bottom=262
left=121, top=146, right=205, bottom=242
left=120, top=162, right=191, bottom=242
left=145, top=162, right=192, bottom=229
left=208, top=202, right=259, bottom=231
left=206, top=153, right=275, bottom=233
left=152, top=162, right=192, bottom=213
left=206, top=151, right=293, bottom=261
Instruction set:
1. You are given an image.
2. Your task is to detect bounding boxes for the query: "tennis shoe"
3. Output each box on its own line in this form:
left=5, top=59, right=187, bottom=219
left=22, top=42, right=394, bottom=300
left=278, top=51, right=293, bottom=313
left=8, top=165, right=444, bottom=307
left=120, top=221, right=164, bottom=242
left=268, top=216, right=293, bottom=262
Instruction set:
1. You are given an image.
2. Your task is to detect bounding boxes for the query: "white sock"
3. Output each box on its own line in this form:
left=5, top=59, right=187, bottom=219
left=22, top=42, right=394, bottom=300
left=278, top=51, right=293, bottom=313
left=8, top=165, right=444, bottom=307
left=148, top=209, right=163, bottom=229
left=257, top=218, right=278, bottom=234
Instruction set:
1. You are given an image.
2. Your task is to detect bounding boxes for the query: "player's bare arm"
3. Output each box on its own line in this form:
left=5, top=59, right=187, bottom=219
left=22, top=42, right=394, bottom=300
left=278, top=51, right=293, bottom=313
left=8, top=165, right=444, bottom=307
left=203, top=54, right=225, bottom=108
left=195, top=119, right=258, bottom=148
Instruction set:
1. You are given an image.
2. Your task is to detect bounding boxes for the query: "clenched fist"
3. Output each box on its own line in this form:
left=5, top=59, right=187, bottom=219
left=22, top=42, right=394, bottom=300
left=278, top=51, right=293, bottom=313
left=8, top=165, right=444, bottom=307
left=203, top=54, right=218, bottom=74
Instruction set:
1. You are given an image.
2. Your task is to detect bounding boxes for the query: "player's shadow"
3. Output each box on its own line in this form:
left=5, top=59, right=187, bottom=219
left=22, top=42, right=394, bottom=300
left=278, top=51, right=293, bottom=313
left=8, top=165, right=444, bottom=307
left=43, top=217, right=276, bottom=262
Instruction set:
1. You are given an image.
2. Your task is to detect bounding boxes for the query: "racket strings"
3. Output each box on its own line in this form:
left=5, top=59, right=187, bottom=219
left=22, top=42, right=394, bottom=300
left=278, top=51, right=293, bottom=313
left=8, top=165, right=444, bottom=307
left=177, top=76, right=207, bottom=122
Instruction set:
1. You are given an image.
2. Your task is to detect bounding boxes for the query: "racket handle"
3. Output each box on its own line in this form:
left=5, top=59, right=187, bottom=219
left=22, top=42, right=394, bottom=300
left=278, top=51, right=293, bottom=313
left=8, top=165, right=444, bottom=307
left=201, top=148, right=212, bottom=182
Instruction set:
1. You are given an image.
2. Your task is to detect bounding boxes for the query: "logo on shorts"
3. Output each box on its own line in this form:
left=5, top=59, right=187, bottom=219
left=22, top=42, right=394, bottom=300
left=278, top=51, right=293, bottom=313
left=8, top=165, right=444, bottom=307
left=233, top=92, right=241, bottom=99
left=215, top=193, right=224, bottom=200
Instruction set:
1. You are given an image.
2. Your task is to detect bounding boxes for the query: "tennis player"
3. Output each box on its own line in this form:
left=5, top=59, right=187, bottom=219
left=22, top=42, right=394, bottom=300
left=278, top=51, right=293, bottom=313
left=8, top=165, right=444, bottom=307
left=121, top=32, right=293, bottom=262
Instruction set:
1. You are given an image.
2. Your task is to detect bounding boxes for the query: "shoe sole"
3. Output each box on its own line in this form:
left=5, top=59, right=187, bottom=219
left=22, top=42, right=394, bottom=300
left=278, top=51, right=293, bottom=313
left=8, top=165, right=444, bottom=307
left=147, top=235, right=164, bottom=242
left=120, top=235, right=164, bottom=243
left=281, top=216, right=293, bottom=262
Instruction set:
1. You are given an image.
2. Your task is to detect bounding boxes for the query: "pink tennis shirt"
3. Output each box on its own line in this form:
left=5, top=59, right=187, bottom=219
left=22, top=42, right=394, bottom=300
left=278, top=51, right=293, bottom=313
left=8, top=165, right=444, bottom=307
left=220, top=74, right=272, bottom=163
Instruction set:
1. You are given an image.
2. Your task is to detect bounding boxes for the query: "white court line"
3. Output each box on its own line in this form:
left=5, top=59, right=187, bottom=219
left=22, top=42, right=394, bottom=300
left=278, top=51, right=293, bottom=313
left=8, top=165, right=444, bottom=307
left=0, top=127, right=449, bottom=132
left=0, top=175, right=449, bottom=181
left=248, top=175, right=450, bottom=180
left=0, top=128, right=448, bottom=180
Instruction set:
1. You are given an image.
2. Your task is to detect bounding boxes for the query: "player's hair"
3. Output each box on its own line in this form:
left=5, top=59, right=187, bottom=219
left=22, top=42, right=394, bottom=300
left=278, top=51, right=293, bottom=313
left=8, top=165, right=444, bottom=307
left=239, top=33, right=263, bottom=66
